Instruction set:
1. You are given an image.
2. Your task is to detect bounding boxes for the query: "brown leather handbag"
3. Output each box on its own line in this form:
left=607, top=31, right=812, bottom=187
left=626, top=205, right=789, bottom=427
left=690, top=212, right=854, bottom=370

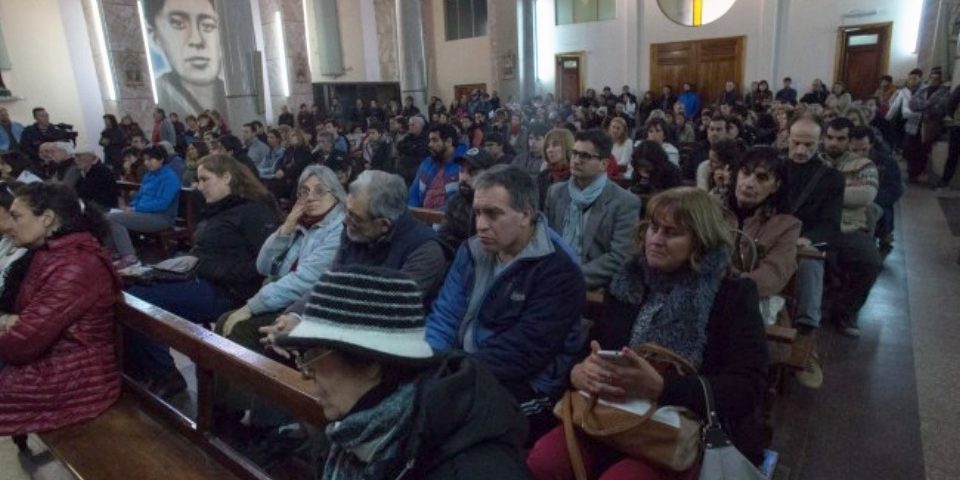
left=554, top=343, right=702, bottom=480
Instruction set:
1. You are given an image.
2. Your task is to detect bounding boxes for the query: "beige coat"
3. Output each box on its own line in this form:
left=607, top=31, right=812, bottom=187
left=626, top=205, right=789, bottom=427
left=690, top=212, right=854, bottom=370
left=733, top=210, right=801, bottom=298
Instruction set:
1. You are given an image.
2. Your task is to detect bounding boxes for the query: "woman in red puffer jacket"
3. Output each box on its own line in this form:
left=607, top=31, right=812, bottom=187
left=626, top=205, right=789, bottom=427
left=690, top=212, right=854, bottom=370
left=0, top=183, right=121, bottom=436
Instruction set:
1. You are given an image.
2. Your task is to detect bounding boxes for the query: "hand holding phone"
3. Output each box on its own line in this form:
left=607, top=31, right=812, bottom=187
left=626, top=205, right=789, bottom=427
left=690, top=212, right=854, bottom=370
left=597, top=349, right=633, bottom=367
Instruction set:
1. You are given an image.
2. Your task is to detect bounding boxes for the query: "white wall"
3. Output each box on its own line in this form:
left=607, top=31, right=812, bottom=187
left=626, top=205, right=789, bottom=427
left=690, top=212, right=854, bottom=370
left=305, top=0, right=370, bottom=82
left=777, top=0, right=922, bottom=88
left=0, top=0, right=103, bottom=147
left=527, top=0, right=923, bottom=100
left=428, top=0, right=493, bottom=100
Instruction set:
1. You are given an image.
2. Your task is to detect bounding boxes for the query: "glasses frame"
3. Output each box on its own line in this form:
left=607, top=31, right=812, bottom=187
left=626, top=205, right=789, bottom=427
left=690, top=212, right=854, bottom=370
left=295, top=348, right=333, bottom=380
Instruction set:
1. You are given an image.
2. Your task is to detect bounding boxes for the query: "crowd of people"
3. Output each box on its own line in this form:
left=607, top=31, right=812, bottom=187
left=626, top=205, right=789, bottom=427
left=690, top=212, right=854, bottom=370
left=0, top=63, right=952, bottom=478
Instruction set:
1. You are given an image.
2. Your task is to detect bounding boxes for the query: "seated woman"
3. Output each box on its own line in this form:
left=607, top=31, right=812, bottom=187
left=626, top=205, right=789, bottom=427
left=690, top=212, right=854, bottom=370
left=125, top=154, right=280, bottom=396
left=0, top=182, right=29, bottom=314
left=637, top=118, right=680, bottom=174
left=527, top=187, right=768, bottom=480
left=217, top=165, right=345, bottom=346
left=107, top=145, right=181, bottom=267
left=695, top=138, right=740, bottom=199
left=0, top=183, right=121, bottom=436
left=266, top=129, right=312, bottom=201
left=628, top=141, right=681, bottom=196
left=182, top=140, right=210, bottom=187
left=273, top=265, right=530, bottom=479
left=538, top=128, right=575, bottom=207
left=726, top=147, right=800, bottom=312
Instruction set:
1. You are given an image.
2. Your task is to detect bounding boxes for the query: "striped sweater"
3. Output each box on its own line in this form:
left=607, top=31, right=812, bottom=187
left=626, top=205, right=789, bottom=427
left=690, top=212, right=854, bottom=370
left=824, top=151, right=879, bottom=233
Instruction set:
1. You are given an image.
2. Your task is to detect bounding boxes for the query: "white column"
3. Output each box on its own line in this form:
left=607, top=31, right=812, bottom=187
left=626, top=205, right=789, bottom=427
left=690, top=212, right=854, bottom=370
left=396, top=0, right=427, bottom=110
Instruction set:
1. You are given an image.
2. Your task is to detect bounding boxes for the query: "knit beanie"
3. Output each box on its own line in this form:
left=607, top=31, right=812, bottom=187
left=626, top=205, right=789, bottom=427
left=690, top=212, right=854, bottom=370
left=278, top=265, right=435, bottom=365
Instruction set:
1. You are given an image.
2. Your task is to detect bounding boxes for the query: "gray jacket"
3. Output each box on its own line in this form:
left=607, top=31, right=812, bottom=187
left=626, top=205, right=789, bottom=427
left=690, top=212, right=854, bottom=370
left=246, top=137, right=270, bottom=169
left=544, top=180, right=641, bottom=288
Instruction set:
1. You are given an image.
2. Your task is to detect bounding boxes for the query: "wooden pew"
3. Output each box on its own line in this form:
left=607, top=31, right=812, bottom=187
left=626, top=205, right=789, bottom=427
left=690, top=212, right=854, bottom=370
left=32, top=293, right=325, bottom=480
left=410, top=206, right=445, bottom=226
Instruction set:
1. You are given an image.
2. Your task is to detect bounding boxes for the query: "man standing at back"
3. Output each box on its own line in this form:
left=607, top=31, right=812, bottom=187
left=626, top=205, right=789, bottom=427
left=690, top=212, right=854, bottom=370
left=544, top=128, right=640, bottom=289
left=783, top=116, right=844, bottom=388
left=426, top=165, right=586, bottom=445
left=776, top=77, right=797, bottom=104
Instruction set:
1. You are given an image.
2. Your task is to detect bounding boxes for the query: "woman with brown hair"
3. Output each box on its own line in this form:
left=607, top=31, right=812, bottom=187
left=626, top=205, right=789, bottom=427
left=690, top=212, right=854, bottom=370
left=125, top=154, right=280, bottom=397
left=538, top=127, right=575, bottom=206
left=528, top=187, right=768, bottom=479
left=267, top=128, right=313, bottom=201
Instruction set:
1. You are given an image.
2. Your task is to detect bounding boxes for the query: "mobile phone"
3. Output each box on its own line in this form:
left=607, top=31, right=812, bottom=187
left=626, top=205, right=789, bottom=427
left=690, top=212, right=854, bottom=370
left=597, top=350, right=632, bottom=366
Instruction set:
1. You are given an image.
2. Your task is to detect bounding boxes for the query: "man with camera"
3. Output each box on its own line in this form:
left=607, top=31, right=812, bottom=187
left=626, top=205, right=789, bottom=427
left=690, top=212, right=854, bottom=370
left=20, top=107, right=76, bottom=167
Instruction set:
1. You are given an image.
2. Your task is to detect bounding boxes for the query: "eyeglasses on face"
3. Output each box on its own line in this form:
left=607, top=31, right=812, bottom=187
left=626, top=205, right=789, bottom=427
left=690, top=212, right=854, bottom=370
left=295, top=348, right=334, bottom=380
left=570, top=150, right=604, bottom=160
left=297, top=187, right=331, bottom=199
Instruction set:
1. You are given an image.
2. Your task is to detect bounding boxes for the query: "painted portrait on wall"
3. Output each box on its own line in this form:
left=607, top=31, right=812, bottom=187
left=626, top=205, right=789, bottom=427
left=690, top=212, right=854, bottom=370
left=142, top=0, right=227, bottom=116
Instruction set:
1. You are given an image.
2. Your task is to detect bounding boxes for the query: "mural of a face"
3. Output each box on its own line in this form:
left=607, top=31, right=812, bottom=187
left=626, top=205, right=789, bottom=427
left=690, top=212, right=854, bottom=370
left=150, top=0, right=222, bottom=86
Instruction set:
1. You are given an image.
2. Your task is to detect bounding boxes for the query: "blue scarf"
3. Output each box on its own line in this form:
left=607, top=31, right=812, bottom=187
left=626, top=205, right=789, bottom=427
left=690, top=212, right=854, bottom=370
left=608, top=248, right=729, bottom=367
left=562, top=174, right=608, bottom=260
left=322, top=382, right=417, bottom=480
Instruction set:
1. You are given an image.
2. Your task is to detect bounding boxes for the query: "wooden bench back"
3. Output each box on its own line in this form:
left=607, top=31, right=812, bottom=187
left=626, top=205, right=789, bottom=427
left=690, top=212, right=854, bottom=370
left=116, top=293, right=326, bottom=479
left=410, top=207, right=445, bottom=226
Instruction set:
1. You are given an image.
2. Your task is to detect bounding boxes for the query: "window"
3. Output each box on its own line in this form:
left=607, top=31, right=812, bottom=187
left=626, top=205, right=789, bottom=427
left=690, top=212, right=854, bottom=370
left=555, top=0, right=616, bottom=25
left=444, top=0, right=487, bottom=41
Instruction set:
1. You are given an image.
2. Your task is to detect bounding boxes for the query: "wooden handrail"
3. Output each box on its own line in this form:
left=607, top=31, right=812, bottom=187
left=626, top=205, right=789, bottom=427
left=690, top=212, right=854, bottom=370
left=118, top=293, right=326, bottom=428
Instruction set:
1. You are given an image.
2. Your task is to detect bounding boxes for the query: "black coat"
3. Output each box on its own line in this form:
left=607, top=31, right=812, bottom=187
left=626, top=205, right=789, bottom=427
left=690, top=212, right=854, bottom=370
left=191, top=195, right=279, bottom=304
left=782, top=156, right=845, bottom=246
left=403, top=352, right=531, bottom=480
left=75, top=161, right=119, bottom=209
left=594, top=271, right=769, bottom=464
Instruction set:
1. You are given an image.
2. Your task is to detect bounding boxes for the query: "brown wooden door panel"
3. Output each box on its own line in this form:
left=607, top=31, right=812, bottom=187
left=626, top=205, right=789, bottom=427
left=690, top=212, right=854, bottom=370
left=454, top=83, right=487, bottom=104
left=651, top=36, right=744, bottom=109
left=557, top=54, right=583, bottom=103
left=837, top=23, right=891, bottom=101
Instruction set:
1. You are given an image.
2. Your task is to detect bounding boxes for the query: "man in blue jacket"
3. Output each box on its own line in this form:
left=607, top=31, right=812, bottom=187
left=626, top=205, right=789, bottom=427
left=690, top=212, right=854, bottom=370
left=426, top=164, right=586, bottom=445
left=106, top=145, right=181, bottom=267
left=408, top=123, right=463, bottom=209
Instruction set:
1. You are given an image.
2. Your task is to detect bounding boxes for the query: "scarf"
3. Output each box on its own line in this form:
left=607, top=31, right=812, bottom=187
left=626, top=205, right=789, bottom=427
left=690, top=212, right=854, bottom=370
left=562, top=174, right=608, bottom=260
left=609, top=248, right=729, bottom=367
left=549, top=163, right=571, bottom=183
left=322, top=381, right=417, bottom=480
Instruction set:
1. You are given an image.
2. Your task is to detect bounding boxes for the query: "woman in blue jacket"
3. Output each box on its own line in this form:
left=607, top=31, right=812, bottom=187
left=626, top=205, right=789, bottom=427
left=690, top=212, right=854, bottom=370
left=217, top=164, right=345, bottom=342
left=106, top=145, right=180, bottom=267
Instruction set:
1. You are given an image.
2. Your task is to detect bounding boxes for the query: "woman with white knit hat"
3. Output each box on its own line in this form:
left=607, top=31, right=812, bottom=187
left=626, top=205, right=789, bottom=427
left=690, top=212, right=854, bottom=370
left=275, top=264, right=531, bottom=480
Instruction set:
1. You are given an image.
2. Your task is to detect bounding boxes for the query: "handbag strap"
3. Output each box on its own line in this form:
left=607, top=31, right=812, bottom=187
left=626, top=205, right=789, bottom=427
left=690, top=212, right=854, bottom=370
left=560, top=394, right=589, bottom=480
left=788, top=162, right=828, bottom=216
left=635, top=343, right=697, bottom=375
left=698, top=376, right=733, bottom=449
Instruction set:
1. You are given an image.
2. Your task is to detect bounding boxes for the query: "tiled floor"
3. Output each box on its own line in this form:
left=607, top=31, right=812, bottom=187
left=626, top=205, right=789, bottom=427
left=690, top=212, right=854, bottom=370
left=769, top=183, right=960, bottom=480
left=2, top=184, right=958, bottom=480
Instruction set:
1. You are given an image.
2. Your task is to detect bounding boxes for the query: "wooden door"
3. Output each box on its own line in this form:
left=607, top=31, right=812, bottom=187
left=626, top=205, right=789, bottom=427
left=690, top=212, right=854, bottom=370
left=454, top=83, right=487, bottom=103
left=651, top=36, right=744, bottom=107
left=556, top=54, right=583, bottom=103
left=836, top=23, right=891, bottom=101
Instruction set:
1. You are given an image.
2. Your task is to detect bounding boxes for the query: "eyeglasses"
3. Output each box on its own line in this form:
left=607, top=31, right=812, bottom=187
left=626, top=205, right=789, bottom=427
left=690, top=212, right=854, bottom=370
left=570, top=150, right=604, bottom=160
left=295, top=348, right=333, bottom=380
left=297, top=187, right=331, bottom=199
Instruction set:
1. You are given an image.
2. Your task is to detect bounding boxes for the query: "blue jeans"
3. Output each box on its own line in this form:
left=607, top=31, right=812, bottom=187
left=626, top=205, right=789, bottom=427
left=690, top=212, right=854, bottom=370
left=124, top=279, right=237, bottom=379
left=794, top=258, right=824, bottom=328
